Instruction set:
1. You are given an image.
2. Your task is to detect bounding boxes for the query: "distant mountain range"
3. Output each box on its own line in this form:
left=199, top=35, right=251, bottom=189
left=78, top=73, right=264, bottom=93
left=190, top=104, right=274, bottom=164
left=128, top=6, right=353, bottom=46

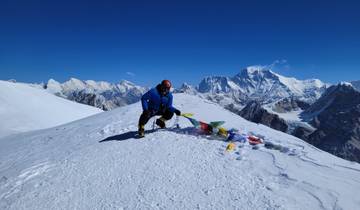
left=196, top=66, right=327, bottom=105
left=43, top=78, right=148, bottom=111
left=39, top=66, right=328, bottom=112
left=299, top=83, right=360, bottom=162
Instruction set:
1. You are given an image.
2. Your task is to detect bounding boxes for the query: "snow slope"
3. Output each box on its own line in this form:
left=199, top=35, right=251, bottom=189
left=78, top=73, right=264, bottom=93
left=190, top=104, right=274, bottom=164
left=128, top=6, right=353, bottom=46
left=0, top=80, right=102, bottom=138
left=350, top=80, right=360, bottom=92
left=1, top=94, right=360, bottom=209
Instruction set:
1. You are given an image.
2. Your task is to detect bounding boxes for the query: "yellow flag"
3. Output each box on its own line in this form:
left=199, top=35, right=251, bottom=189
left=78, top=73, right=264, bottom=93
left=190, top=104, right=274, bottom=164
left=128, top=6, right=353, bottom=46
left=218, top=127, right=228, bottom=137
left=180, top=113, right=194, bottom=118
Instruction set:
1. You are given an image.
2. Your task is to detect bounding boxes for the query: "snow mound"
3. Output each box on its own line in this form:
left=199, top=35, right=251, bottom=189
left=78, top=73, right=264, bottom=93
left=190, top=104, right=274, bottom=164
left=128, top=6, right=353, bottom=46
left=0, top=80, right=103, bottom=138
left=0, top=93, right=359, bottom=209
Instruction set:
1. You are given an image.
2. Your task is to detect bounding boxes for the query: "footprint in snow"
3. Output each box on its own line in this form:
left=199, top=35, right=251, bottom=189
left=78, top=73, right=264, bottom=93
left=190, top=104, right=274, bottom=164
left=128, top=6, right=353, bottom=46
left=235, top=150, right=247, bottom=161
left=0, top=176, right=8, bottom=184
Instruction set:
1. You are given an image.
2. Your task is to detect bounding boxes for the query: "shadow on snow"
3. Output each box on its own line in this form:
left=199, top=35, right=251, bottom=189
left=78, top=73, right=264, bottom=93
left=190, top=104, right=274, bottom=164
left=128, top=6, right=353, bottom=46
left=99, top=127, right=227, bottom=143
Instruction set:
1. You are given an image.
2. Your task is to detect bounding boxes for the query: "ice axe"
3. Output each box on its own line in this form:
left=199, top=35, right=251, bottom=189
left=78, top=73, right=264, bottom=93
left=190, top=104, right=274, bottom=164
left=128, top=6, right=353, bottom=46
left=173, top=113, right=194, bottom=128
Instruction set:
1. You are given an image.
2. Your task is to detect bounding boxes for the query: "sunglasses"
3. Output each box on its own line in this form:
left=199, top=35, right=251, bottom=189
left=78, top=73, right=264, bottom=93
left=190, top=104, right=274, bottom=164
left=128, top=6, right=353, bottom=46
left=161, top=86, right=170, bottom=94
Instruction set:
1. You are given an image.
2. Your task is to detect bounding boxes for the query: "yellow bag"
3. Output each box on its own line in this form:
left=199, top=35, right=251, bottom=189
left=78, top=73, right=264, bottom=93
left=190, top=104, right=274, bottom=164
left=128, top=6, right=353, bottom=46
left=226, top=142, right=236, bottom=152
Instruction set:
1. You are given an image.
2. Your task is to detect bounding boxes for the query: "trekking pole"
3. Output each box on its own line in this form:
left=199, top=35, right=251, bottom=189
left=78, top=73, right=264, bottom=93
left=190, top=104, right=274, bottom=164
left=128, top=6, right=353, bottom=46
left=173, top=115, right=180, bottom=129
left=152, top=118, right=156, bottom=130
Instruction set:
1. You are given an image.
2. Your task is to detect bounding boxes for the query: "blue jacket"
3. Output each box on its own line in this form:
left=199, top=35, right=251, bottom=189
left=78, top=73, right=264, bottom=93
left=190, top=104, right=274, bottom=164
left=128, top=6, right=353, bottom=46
left=141, top=87, right=176, bottom=113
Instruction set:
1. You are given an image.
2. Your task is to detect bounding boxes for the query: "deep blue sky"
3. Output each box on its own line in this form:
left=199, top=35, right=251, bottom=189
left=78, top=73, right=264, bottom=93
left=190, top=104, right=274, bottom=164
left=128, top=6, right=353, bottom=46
left=1, top=0, right=359, bottom=87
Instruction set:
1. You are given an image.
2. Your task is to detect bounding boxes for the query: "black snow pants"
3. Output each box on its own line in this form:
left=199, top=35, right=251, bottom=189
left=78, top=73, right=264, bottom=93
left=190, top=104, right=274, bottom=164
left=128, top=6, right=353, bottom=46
left=138, top=109, right=174, bottom=127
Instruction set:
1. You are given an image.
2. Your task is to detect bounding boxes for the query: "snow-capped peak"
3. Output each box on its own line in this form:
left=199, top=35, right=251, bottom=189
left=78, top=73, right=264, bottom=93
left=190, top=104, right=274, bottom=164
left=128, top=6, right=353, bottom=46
left=84, top=80, right=112, bottom=91
left=62, top=77, right=86, bottom=91
left=339, top=81, right=353, bottom=87
left=244, top=65, right=273, bottom=74
left=197, top=76, right=238, bottom=93
left=47, top=78, right=59, bottom=84
left=116, top=80, right=146, bottom=93
left=174, top=82, right=198, bottom=94
left=119, top=79, right=134, bottom=86
left=45, top=79, right=63, bottom=95
left=235, top=66, right=278, bottom=82
left=178, top=82, right=193, bottom=91
left=118, top=80, right=136, bottom=90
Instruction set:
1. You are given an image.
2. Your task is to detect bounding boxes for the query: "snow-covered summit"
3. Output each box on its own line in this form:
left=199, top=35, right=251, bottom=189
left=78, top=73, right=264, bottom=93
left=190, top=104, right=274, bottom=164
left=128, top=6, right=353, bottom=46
left=244, top=65, right=268, bottom=73
left=174, top=82, right=198, bottom=94
left=117, top=80, right=144, bottom=93
left=235, top=65, right=278, bottom=80
left=0, top=93, right=359, bottom=209
left=62, top=78, right=87, bottom=92
left=44, top=79, right=63, bottom=95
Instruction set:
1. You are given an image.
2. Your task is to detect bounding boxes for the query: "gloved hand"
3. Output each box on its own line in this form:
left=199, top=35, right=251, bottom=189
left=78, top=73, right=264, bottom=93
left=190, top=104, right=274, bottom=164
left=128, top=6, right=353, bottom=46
left=174, top=109, right=181, bottom=116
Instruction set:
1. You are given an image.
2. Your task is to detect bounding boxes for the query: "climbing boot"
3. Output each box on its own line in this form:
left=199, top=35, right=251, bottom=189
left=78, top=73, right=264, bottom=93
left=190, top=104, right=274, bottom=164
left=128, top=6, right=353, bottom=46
left=138, top=125, right=145, bottom=138
left=156, top=117, right=166, bottom=129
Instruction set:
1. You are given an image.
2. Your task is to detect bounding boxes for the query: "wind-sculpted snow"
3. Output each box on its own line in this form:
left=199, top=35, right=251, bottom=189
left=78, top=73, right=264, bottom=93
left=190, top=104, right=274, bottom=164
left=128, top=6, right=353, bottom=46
left=1, top=94, right=359, bottom=209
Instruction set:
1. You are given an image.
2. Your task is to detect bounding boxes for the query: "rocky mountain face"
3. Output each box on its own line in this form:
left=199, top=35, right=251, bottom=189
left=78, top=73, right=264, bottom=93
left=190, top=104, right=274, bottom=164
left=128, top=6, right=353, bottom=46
left=229, top=101, right=289, bottom=132
left=300, top=83, right=360, bottom=162
left=173, top=83, right=198, bottom=95
left=43, top=78, right=148, bottom=111
left=272, top=98, right=311, bottom=113
left=292, top=126, right=315, bottom=141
